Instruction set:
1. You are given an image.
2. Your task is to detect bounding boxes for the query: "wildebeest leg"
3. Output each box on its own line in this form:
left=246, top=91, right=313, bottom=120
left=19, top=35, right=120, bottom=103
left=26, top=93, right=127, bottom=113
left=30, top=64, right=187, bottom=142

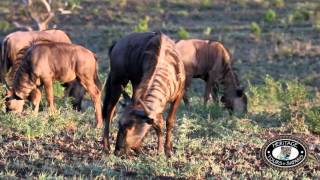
left=204, top=81, right=212, bottom=106
left=153, top=115, right=164, bottom=154
left=165, top=92, right=184, bottom=157
left=211, top=83, right=219, bottom=103
left=43, top=78, right=55, bottom=112
left=30, top=88, right=42, bottom=114
left=82, top=80, right=103, bottom=128
left=6, top=68, right=15, bottom=88
left=102, top=75, right=125, bottom=153
left=182, top=76, right=192, bottom=108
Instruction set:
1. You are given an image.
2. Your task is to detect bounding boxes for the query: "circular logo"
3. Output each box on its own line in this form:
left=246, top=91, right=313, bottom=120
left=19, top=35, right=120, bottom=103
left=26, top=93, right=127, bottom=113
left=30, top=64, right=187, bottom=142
left=261, top=135, right=308, bottom=170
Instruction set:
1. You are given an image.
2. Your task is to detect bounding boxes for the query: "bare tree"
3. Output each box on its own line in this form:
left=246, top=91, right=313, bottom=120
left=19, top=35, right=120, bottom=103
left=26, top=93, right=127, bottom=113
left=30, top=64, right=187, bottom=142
left=26, top=0, right=54, bottom=30
left=27, top=0, right=54, bottom=30
left=13, top=0, right=77, bottom=31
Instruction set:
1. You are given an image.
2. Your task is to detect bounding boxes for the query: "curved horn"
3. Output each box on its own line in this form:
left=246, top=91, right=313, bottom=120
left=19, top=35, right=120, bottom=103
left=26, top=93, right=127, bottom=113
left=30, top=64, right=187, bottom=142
left=137, top=98, right=151, bottom=116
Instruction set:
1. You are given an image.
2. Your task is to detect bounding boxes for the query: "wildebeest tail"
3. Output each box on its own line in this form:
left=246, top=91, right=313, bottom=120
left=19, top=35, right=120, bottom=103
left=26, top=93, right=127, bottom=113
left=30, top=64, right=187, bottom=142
left=94, top=71, right=102, bottom=90
left=93, top=54, right=102, bottom=90
left=102, top=74, right=112, bottom=119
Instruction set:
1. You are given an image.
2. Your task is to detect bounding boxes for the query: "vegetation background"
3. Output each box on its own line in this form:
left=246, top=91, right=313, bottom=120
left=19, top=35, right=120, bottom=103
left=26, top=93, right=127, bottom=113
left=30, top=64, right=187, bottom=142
left=0, top=0, right=319, bottom=178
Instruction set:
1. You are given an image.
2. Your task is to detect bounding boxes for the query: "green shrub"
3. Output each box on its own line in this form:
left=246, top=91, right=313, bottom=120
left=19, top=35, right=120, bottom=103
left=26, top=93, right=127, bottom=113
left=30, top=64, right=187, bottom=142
left=288, top=9, right=311, bottom=23
left=0, top=20, right=10, bottom=32
left=306, top=106, right=320, bottom=133
left=177, top=27, right=189, bottom=39
left=250, top=22, right=261, bottom=37
left=65, top=0, right=82, bottom=10
left=271, top=0, right=285, bottom=8
left=203, top=27, right=212, bottom=37
left=248, top=76, right=316, bottom=132
left=200, top=0, right=212, bottom=9
left=134, top=16, right=150, bottom=32
left=264, top=9, right=277, bottom=22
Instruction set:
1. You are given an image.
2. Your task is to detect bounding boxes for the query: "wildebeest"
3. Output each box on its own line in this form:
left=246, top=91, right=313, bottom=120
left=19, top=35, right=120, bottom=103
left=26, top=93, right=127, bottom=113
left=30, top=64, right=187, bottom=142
left=62, top=79, right=86, bottom=111
left=103, top=32, right=185, bottom=157
left=175, top=39, right=247, bottom=114
left=0, top=30, right=71, bottom=85
left=0, top=30, right=85, bottom=110
left=5, top=42, right=103, bottom=128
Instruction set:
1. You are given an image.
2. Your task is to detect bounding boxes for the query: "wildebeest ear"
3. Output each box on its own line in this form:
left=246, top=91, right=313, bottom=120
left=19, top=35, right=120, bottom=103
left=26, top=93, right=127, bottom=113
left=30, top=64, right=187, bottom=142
left=122, top=90, right=132, bottom=104
left=144, top=118, right=154, bottom=125
left=236, top=88, right=244, bottom=97
left=5, top=96, right=12, bottom=101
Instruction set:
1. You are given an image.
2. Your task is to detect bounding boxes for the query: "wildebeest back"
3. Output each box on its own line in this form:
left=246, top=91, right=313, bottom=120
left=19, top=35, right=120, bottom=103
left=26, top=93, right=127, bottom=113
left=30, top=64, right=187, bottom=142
left=109, top=32, right=158, bottom=85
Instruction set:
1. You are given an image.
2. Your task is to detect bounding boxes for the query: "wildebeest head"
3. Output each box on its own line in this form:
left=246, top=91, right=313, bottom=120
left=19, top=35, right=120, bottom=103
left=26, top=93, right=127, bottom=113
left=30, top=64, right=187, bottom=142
left=221, top=87, right=247, bottom=115
left=115, top=98, right=154, bottom=156
left=5, top=95, right=25, bottom=113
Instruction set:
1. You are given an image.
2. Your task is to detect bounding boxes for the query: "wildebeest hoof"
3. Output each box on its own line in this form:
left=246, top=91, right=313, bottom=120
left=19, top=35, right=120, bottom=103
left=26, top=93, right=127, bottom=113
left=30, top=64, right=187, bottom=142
left=165, top=144, right=173, bottom=157
left=48, top=107, right=57, bottom=114
left=32, top=111, right=39, bottom=116
left=96, top=122, right=103, bottom=129
left=164, top=150, right=172, bottom=158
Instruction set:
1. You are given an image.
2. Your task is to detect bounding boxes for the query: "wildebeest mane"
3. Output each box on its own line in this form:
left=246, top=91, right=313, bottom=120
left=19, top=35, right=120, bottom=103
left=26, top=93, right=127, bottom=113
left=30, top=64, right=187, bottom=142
left=207, top=41, right=240, bottom=88
left=134, top=33, right=182, bottom=105
left=133, top=33, right=161, bottom=100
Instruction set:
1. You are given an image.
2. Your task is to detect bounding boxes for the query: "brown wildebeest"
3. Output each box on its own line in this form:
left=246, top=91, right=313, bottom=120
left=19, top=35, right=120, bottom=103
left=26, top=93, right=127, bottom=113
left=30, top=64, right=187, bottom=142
left=0, top=30, right=85, bottom=110
left=5, top=42, right=103, bottom=128
left=102, top=32, right=185, bottom=157
left=0, top=30, right=72, bottom=85
left=175, top=39, right=247, bottom=114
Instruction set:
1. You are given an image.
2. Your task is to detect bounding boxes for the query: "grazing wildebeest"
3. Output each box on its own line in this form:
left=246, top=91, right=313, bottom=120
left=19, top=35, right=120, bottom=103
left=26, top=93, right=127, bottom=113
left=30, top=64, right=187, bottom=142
left=62, top=79, right=86, bottom=111
left=102, top=32, right=185, bottom=157
left=0, top=30, right=86, bottom=110
left=175, top=39, right=247, bottom=114
left=0, top=30, right=71, bottom=85
left=5, top=42, right=103, bottom=128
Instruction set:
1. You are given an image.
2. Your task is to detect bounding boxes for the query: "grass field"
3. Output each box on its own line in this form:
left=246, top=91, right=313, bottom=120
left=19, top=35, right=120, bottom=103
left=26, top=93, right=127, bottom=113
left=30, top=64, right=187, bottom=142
left=0, top=0, right=319, bottom=178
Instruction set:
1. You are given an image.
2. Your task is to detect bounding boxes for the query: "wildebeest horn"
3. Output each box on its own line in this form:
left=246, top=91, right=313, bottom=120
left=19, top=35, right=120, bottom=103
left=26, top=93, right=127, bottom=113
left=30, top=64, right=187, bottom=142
left=132, top=109, right=154, bottom=124
left=132, top=109, right=147, bottom=118
left=137, top=98, right=151, bottom=117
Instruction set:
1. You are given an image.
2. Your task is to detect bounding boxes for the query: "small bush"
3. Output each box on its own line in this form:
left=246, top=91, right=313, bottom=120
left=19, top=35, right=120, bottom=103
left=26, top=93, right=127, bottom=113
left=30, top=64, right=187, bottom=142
left=313, top=9, right=320, bottom=31
left=65, top=0, right=82, bottom=10
left=271, top=0, right=285, bottom=8
left=177, top=27, right=189, bottom=39
left=250, top=22, right=261, bottom=37
left=200, top=0, right=212, bottom=9
left=134, top=16, right=150, bottom=32
left=0, top=20, right=10, bottom=31
left=264, top=9, right=277, bottom=22
left=288, top=9, right=311, bottom=23
left=306, top=106, right=320, bottom=133
left=203, top=27, right=212, bottom=37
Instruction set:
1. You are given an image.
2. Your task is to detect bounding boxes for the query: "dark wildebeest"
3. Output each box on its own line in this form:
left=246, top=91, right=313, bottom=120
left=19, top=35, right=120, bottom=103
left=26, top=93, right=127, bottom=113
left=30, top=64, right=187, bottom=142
left=5, top=42, right=103, bottom=128
left=0, top=30, right=85, bottom=110
left=62, top=79, right=86, bottom=111
left=102, top=32, right=185, bottom=157
left=175, top=39, right=247, bottom=114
